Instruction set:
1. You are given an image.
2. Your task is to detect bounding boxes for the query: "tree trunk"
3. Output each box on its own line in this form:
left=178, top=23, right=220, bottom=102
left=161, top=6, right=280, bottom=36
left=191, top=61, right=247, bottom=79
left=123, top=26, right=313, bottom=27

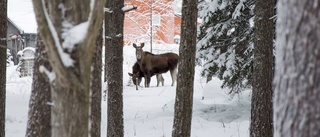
left=250, top=0, right=274, bottom=136
left=26, top=34, right=51, bottom=137
left=172, top=0, right=198, bottom=136
left=90, top=27, right=103, bottom=137
left=274, top=0, right=320, bottom=137
left=32, top=0, right=105, bottom=136
left=0, top=0, right=7, bottom=136
left=104, top=0, right=124, bottom=137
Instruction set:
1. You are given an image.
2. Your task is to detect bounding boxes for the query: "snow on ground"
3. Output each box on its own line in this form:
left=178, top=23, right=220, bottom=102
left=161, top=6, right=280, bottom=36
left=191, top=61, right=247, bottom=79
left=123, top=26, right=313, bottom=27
left=6, top=44, right=251, bottom=137
left=5, top=65, right=32, bottom=137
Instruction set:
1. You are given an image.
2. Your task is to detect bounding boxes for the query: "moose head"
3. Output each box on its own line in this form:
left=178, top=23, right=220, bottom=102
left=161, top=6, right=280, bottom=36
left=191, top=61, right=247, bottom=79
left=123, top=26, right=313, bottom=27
left=133, top=43, right=145, bottom=60
left=128, top=72, right=142, bottom=86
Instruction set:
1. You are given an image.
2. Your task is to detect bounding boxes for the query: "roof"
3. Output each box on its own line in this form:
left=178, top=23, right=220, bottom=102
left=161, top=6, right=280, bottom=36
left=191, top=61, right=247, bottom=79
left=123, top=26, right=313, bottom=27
left=7, top=17, right=23, bottom=32
left=8, top=0, right=37, bottom=33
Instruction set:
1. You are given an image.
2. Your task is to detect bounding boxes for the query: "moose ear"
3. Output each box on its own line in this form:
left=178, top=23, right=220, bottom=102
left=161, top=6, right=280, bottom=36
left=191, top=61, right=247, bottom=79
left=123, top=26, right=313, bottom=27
left=133, top=43, right=137, bottom=48
left=128, top=73, right=133, bottom=76
left=141, top=43, right=145, bottom=48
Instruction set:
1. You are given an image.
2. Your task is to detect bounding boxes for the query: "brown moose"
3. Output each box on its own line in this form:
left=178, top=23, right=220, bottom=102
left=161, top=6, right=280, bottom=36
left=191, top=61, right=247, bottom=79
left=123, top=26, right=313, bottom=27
left=128, top=62, right=164, bottom=90
left=132, top=43, right=179, bottom=88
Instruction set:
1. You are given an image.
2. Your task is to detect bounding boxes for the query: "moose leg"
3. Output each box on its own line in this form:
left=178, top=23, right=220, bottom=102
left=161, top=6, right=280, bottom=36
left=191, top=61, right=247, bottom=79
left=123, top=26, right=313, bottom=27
left=144, top=75, right=148, bottom=87
left=156, top=74, right=165, bottom=87
left=138, top=77, right=142, bottom=86
left=144, top=76, right=148, bottom=87
left=146, top=74, right=151, bottom=87
left=170, top=68, right=178, bottom=86
left=135, top=77, right=140, bottom=90
left=156, top=74, right=160, bottom=87
left=160, top=74, right=164, bottom=86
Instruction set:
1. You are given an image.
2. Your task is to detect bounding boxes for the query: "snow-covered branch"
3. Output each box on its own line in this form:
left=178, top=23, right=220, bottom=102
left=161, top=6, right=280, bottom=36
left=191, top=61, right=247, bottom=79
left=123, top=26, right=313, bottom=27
left=41, top=0, right=73, bottom=67
left=61, top=0, right=94, bottom=53
left=104, top=8, right=113, bottom=13
left=39, top=65, right=56, bottom=83
left=122, top=6, right=137, bottom=13
left=105, top=34, right=123, bottom=39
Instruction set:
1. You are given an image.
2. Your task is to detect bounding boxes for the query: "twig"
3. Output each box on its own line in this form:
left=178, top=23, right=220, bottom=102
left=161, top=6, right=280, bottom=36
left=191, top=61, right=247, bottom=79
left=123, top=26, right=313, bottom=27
left=162, top=122, right=165, bottom=137
left=158, top=88, right=165, bottom=96
left=197, top=118, right=205, bottom=131
left=135, top=110, right=141, bottom=119
left=133, top=124, right=136, bottom=136
left=219, top=119, right=225, bottom=128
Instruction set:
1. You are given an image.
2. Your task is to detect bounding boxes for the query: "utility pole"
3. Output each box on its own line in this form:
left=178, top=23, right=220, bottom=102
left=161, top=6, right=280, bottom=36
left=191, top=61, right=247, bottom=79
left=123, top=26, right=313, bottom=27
left=150, top=0, right=153, bottom=53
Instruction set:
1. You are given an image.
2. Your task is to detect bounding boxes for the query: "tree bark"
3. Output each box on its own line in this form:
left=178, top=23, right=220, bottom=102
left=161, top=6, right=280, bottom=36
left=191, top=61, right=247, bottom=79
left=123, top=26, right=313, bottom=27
left=172, top=0, right=198, bottom=136
left=0, top=0, right=7, bottom=136
left=105, top=0, right=124, bottom=137
left=250, top=0, right=274, bottom=137
left=90, top=27, right=103, bottom=137
left=26, top=34, right=52, bottom=137
left=32, top=0, right=105, bottom=136
left=274, top=0, right=320, bottom=137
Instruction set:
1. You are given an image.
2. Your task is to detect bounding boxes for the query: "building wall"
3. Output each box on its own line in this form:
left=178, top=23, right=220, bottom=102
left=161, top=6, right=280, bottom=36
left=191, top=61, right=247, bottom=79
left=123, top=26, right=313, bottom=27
left=23, top=33, right=37, bottom=48
left=124, top=0, right=181, bottom=46
left=7, top=20, right=23, bottom=65
left=7, top=19, right=37, bottom=65
left=7, top=20, right=21, bottom=38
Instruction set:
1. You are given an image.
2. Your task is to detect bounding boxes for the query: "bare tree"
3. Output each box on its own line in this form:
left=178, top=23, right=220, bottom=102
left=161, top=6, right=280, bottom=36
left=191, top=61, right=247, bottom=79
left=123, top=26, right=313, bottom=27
left=274, top=0, right=320, bottom=137
left=124, top=0, right=176, bottom=46
left=0, top=0, right=7, bottom=136
left=172, top=0, right=198, bottom=136
left=104, top=0, right=125, bottom=136
left=25, top=34, right=51, bottom=137
left=90, top=26, right=103, bottom=137
left=32, top=0, right=105, bottom=136
left=250, top=0, right=274, bottom=136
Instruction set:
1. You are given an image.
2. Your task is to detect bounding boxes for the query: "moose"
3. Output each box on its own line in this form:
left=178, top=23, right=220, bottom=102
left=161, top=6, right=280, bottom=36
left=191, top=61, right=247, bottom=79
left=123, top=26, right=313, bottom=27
left=132, top=43, right=179, bottom=88
left=128, top=62, right=164, bottom=90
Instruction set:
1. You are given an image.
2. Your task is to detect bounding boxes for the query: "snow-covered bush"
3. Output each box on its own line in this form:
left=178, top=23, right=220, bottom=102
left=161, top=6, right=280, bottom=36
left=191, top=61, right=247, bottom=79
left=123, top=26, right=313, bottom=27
left=7, top=49, right=13, bottom=66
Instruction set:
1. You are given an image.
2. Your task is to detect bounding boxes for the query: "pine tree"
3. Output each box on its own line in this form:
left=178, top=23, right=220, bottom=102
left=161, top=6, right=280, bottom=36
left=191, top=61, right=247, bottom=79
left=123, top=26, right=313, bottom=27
left=197, top=0, right=254, bottom=94
left=90, top=27, right=103, bottom=137
left=105, top=0, right=125, bottom=136
left=0, top=0, right=7, bottom=136
left=172, top=0, right=198, bottom=136
left=274, top=0, right=320, bottom=136
left=25, top=34, right=52, bottom=137
left=250, top=0, right=274, bottom=136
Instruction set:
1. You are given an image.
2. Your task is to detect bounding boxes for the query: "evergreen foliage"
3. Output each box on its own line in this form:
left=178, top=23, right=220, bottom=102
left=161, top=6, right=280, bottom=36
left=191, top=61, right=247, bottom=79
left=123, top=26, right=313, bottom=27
left=197, top=0, right=254, bottom=94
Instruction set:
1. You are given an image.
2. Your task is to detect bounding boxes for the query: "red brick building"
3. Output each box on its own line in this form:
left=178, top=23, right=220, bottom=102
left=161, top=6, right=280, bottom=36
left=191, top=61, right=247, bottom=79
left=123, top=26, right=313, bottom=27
left=124, top=0, right=181, bottom=46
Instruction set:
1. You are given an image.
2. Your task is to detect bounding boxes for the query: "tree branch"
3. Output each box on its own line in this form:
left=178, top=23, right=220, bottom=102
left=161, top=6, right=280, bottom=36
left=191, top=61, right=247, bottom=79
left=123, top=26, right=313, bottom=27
left=122, top=6, right=138, bottom=13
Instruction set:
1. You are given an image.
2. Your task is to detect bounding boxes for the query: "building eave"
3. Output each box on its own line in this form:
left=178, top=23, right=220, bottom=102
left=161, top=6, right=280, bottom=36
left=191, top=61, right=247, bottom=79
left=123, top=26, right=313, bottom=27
left=7, top=17, right=23, bottom=33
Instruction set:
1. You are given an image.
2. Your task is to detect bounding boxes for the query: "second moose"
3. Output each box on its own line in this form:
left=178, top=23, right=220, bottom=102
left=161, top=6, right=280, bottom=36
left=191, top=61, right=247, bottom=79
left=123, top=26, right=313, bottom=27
left=133, top=43, right=179, bottom=88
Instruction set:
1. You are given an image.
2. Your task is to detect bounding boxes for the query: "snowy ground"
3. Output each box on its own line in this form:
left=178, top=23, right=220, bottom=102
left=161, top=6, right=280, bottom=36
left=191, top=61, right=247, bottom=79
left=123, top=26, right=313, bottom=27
left=5, top=44, right=251, bottom=137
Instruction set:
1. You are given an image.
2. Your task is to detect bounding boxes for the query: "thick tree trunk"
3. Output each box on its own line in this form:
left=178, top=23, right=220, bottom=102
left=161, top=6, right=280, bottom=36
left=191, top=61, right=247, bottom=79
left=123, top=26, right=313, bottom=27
left=105, top=0, right=124, bottom=137
left=90, top=27, right=103, bottom=137
left=0, top=0, right=7, bottom=136
left=274, top=0, right=320, bottom=137
left=250, top=0, right=274, bottom=137
left=172, top=0, right=198, bottom=136
left=26, top=34, right=51, bottom=137
left=49, top=77, right=90, bottom=137
left=32, top=0, right=105, bottom=136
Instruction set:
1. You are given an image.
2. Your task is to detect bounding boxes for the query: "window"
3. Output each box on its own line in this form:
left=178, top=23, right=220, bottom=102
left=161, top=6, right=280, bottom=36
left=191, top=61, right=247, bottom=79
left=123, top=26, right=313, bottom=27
left=174, top=35, right=180, bottom=44
left=152, top=14, right=161, bottom=26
